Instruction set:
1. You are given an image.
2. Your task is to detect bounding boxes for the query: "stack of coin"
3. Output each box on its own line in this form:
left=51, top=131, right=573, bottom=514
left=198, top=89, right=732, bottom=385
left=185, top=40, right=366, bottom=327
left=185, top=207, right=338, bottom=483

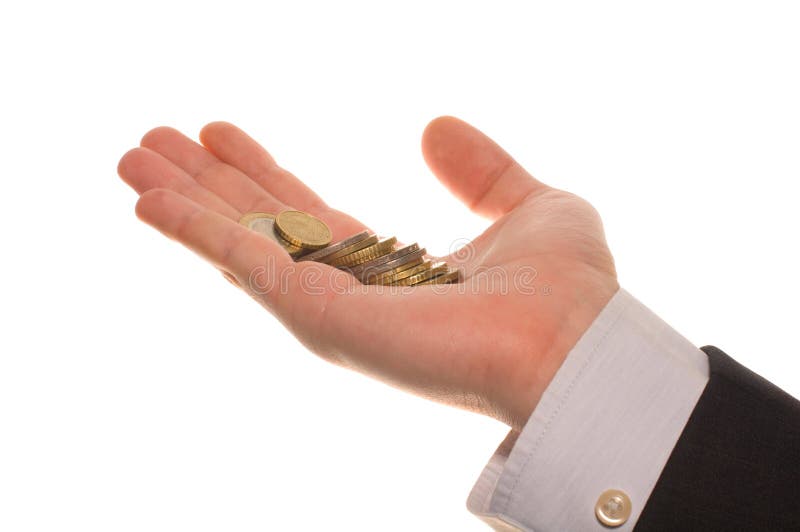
left=239, top=211, right=332, bottom=259
left=239, top=210, right=461, bottom=285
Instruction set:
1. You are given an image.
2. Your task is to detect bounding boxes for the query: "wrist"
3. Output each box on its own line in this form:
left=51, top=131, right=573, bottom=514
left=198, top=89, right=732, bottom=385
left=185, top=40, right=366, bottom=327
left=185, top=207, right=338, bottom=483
left=501, top=275, right=619, bottom=430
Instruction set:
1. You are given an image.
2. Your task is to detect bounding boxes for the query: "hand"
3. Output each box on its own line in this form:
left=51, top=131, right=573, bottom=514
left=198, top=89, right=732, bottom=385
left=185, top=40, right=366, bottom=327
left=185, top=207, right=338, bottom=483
left=118, top=117, right=618, bottom=430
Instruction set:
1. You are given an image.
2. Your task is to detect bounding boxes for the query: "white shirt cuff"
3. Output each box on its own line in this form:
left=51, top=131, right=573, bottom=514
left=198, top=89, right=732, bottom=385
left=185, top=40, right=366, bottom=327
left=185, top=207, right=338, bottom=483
left=467, top=287, right=710, bottom=531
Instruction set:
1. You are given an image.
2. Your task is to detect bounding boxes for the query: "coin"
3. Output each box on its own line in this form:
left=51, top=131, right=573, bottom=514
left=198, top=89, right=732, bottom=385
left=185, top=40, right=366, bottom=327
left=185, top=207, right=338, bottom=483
left=357, top=248, right=426, bottom=283
left=390, top=260, right=433, bottom=281
left=241, top=209, right=462, bottom=286
left=323, top=235, right=378, bottom=264
left=318, top=234, right=379, bottom=264
left=347, top=243, right=420, bottom=276
left=365, top=257, right=425, bottom=285
left=239, top=212, right=276, bottom=230
left=328, top=237, right=397, bottom=268
left=368, top=259, right=432, bottom=285
left=275, top=210, right=332, bottom=250
left=395, top=262, right=449, bottom=286
left=417, top=269, right=461, bottom=285
left=298, top=231, right=372, bottom=263
left=239, top=212, right=305, bottom=257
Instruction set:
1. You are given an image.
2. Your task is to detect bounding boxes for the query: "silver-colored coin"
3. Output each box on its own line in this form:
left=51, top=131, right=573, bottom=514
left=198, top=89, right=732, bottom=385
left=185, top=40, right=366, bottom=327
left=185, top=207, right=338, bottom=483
left=297, top=231, right=372, bottom=263
left=239, top=212, right=304, bottom=257
left=347, top=243, right=420, bottom=276
left=356, top=248, right=427, bottom=282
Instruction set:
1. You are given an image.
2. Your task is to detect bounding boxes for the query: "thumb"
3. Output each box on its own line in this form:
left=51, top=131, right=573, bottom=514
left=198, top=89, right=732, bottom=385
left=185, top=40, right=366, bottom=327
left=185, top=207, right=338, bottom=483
left=421, top=116, right=548, bottom=220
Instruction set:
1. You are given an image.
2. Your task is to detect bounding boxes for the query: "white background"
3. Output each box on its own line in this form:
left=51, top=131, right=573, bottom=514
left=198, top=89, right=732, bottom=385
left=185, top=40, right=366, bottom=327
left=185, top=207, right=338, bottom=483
left=1, top=1, right=798, bottom=530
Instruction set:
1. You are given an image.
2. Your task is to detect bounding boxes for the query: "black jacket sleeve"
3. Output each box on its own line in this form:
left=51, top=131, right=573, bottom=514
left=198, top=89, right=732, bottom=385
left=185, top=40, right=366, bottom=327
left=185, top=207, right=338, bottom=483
left=634, top=346, right=800, bottom=531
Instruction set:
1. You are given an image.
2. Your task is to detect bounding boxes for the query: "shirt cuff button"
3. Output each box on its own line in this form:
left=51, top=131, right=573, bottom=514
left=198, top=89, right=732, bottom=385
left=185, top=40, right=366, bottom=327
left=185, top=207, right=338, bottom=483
left=595, top=489, right=632, bottom=527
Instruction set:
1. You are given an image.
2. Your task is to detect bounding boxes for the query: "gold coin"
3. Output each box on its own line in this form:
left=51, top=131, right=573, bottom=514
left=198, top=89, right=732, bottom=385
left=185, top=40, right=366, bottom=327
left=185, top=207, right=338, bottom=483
left=347, top=243, right=419, bottom=276
left=369, top=260, right=432, bottom=285
left=239, top=212, right=305, bottom=257
left=395, top=262, right=448, bottom=286
left=362, top=255, right=425, bottom=284
left=274, top=210, right=332, bottom=250
left=357, top=247, right=426, bottom=282
left=298, top=231, right=373, bottom=263
left=319, top=234, right=379, bottom=264
left=417, top=269, right=461, bottom=285
left=391, top=260, right=433, bottom=281
left=329, top=237, right=397, bottom=268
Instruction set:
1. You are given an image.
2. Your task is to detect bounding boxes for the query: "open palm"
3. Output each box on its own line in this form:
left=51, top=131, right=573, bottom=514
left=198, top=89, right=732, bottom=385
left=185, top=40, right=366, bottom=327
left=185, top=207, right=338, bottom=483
left=119, top=117, right=618, bottom=430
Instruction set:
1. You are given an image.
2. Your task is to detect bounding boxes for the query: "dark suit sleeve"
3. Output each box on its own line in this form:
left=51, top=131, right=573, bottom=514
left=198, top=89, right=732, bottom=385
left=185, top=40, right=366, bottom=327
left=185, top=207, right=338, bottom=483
left=634, top=346, right=800, bottom=531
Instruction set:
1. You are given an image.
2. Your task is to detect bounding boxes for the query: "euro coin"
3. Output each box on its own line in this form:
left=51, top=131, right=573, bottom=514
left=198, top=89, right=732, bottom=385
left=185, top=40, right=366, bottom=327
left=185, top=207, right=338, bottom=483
left=368, top=259, right=432, bottom=285
left=275, top=210, right=332, bottom=250
left=347, top=243, right=419, bottom=276
left=329, top=237, right=397, bottom=268
left=248, top=209, right=462, bottom=288
left=315, top=234, right=379, bottom=265
left=357, top=248, right=426, bottom=283
left=417, top=269, right=461, bottom=285
left=239, top=212, right=305, bottom=257
left=396, top=261, right=449, bottom=286
left=298, top=231, right=372, bottom=263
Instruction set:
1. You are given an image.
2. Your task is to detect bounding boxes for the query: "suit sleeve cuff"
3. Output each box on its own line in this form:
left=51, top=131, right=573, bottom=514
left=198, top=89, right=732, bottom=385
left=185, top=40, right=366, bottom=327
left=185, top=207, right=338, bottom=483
left=467, top=287, right=710, bottom=531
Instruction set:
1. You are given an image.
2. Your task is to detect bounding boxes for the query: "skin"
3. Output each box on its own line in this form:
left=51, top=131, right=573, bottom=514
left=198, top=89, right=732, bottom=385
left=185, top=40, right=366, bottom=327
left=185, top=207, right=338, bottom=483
left=118, top=116, right=619, bottom=431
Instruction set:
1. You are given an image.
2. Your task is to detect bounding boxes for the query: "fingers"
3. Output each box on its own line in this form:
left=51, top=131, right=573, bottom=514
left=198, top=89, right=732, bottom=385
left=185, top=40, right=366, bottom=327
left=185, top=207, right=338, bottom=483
left=135, top=187, right=322, bottom=315
left=133, top=190, right=468, bottom=399
left=140, top=127, right=288, bottom=215
left=133, top=188, right=397, bottom=352
left=199, top=121, right=328, bottom=213
left=197, top=121, right=369, bottom=239
left=135, top=188, right=283, bottom=276
left=118, top=147, right=241, bottom=220
left=421, top=116, right=549, bottom=220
